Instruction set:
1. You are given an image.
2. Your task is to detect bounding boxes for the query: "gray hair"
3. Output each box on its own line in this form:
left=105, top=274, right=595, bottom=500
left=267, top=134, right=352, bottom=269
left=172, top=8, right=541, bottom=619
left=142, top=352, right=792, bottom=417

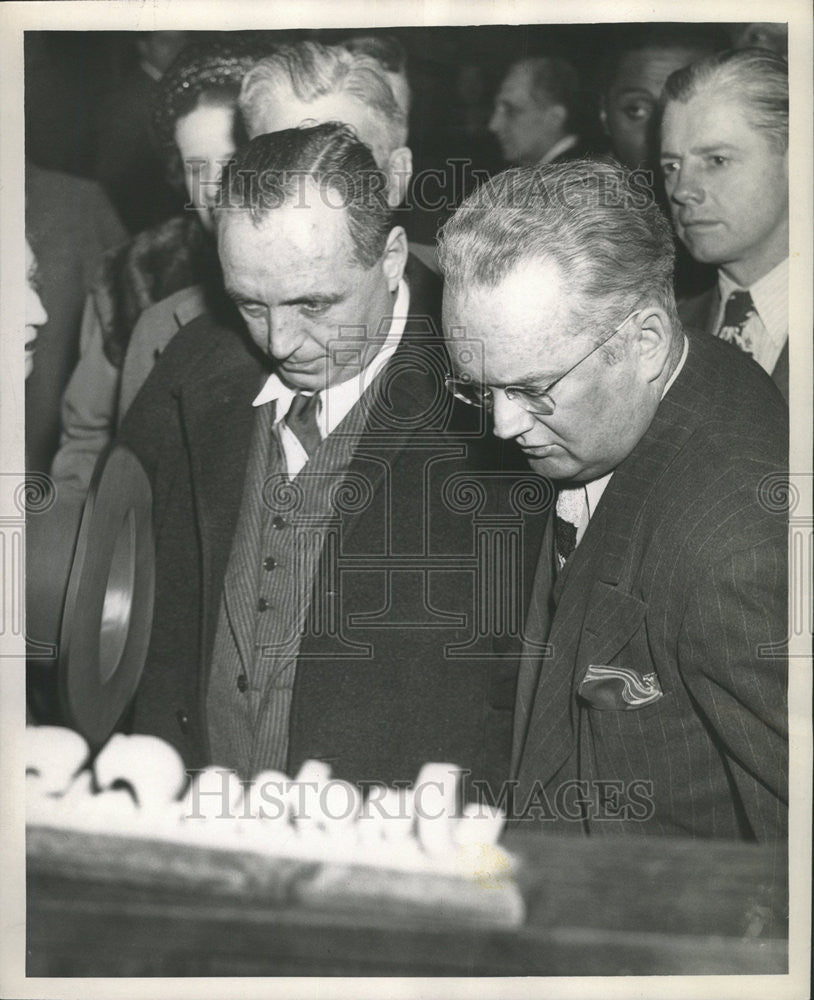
left=662, top=48, right=788, bottom=152
left=239, top=41, right=407, bottom=164
left=437, top=159, right=679, bottom=338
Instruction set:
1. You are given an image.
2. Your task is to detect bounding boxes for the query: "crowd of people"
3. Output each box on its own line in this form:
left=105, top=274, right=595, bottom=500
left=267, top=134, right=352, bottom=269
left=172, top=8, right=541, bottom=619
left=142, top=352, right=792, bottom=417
left=24, top=23, right=790, bottom=843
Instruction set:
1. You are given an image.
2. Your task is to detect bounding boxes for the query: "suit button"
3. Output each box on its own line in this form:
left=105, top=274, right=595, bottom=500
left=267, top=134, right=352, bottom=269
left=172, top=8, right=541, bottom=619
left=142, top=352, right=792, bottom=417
left=258, top=597, right=270, bottom=611
left=263, top=556, right=277, bottom=571
left=176, top=709, right=189, bottom=732
left=237, top=673, right=248, bottom=693
left=272, top=515, right=286, bottom=530
left=153, top=348, right=162, bottom=362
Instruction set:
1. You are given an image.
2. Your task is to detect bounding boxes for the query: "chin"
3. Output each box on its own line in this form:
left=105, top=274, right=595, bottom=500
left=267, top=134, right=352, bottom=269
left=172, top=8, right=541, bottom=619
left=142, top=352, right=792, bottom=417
left=277, top=367, right=331, bottom=393
left=526, top=454, right=579, bottom=481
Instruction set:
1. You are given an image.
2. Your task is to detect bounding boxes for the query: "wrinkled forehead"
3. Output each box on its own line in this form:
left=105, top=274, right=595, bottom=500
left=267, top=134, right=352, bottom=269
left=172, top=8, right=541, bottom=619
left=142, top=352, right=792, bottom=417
left=217, top=192, right=355, bottom=268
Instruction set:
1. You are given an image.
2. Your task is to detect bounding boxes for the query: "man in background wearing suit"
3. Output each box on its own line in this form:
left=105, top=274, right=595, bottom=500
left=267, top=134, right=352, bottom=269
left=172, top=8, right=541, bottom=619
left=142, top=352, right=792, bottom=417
left=660, top=49, right=789, bottom=402
left=489, top=56, right=588, bottom=168
left=439, top=160, right=788, bottom=841
left=117, top=123, right=528, bottom=791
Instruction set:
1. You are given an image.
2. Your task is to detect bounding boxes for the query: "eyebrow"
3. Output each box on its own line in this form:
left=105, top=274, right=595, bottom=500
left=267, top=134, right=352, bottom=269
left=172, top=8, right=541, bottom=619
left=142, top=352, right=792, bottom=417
left=225, top=290, right=345, bottom=307
left=281, top=292, right=345, bottom=308
left=660, top=142, right=741, bottom=158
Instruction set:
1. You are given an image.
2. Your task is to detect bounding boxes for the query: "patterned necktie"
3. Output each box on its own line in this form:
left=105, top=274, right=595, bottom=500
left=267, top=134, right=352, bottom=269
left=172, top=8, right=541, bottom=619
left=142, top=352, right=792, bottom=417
left=284, top=392, right=322, bottom=458
left=717, top=290, right=757, bottom=357
left=555, top=484, right=588, bottom=568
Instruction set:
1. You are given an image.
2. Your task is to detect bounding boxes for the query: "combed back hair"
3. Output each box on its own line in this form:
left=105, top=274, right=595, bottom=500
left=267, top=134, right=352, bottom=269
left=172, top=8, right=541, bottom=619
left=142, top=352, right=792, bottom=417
left=514, top=56, right=581, bottom=125
left=598, top=23, right=727, bottom=95
left=662, top=48, right=788, bottom=151
left=437, top=159, right=679, bottom=337
left=238, top=41, right=407, bottom=161
left=216, top=122, right=393, bottom=269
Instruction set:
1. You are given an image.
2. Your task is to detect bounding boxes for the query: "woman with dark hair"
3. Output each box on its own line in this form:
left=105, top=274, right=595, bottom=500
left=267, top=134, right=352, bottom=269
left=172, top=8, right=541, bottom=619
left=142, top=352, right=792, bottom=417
left=51, top=37, right=269, bottom=501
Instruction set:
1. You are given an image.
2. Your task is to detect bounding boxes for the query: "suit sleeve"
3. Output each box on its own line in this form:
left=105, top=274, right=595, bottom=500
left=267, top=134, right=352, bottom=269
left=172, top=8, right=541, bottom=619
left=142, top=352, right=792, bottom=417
left=50, top=294, right=119, bottom=504
left=677, top=535, right=788, bottom=841
left=116, top=332, right=183, bottom=488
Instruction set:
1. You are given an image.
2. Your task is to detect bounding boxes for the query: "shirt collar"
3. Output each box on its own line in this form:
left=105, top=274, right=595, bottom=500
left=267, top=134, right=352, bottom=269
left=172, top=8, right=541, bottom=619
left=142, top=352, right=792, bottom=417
left=717, top=257, right=788, bottom=346
left=539, top=134, right=579, bottom=165
left=252, top=279, right=410, bottom=439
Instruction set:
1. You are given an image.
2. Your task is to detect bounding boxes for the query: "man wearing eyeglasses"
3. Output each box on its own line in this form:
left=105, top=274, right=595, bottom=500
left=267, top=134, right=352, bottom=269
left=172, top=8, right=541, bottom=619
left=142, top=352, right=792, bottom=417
left=438, top=160, right=788, bottom=842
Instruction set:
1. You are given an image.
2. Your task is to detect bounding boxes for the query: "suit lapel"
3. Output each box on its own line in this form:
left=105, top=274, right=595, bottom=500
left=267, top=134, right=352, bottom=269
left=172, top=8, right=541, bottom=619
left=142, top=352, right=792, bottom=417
left=704, top=284, right=721, bottom=335
left=331, top=287, right=447, bottom=551
left=772, top=340, right=789, bottom=404
left=515, top=337, right=715, bottom=789
left=510, top=508, right=555, bottom=777
left=178, top=346, right=266, bottom=698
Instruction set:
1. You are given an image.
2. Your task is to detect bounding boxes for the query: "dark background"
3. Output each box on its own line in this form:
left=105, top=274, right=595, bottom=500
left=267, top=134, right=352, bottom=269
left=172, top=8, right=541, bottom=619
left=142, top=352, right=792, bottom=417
left=22, top=25, right=660, bottom=180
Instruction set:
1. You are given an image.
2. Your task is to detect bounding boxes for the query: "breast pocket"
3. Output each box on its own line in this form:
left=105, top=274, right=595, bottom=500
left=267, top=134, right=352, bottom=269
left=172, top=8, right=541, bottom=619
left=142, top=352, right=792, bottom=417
left=577, top=663, right=664, bottom=712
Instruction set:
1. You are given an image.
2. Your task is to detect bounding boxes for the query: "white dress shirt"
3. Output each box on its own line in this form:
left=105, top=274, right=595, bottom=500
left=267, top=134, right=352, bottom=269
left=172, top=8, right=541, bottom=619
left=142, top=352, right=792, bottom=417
left=539, top=134, right=579, bottom=165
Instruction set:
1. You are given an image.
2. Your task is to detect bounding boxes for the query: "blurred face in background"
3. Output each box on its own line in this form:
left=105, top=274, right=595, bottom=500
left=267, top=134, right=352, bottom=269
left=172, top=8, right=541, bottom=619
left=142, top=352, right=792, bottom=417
left=660, top=88, right=788, bottom=286
left=489, top=63, right=563, bottom=166
left=602, top=46, right=710, bottom=168
left=175, top=99, right=238, bottom=231
left=25, top=240, right=48, bottom=380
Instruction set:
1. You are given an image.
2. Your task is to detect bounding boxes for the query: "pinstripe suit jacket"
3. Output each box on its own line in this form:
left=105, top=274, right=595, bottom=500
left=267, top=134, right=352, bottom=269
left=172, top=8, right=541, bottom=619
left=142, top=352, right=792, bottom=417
left=512, top=333, right=788, bottom=841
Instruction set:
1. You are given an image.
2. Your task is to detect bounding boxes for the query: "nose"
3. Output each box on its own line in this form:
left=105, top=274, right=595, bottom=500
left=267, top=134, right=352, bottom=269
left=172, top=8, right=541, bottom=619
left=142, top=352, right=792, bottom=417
left=27, top=287, right=48, bottom=328
left=491, top=391, right=536, bottom=441
left=667, top=162, right=704, bottom=206
left=488, top=107, right=501, bottom=135
left=263, top=309, right=303, bottom=361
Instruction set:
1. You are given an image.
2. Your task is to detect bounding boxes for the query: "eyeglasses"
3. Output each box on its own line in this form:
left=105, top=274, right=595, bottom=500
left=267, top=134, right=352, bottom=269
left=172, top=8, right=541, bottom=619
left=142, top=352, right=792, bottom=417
left=444, top=310, right=640, bottom=417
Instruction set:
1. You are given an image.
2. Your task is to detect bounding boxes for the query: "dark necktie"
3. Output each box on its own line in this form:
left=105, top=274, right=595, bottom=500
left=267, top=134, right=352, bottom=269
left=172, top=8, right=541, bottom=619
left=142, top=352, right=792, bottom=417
left=718, top=290, right=757, bottom=357
left=284, top=392, right=322, bottom=458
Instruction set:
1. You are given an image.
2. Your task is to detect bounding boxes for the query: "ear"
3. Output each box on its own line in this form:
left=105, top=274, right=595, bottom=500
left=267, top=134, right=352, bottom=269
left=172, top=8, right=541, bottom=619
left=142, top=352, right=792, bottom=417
left=381, top=226, right=409, bottom=292
left=633, top=305, right=675, bottom=383
left=384, top=146, right=413, bottom=208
